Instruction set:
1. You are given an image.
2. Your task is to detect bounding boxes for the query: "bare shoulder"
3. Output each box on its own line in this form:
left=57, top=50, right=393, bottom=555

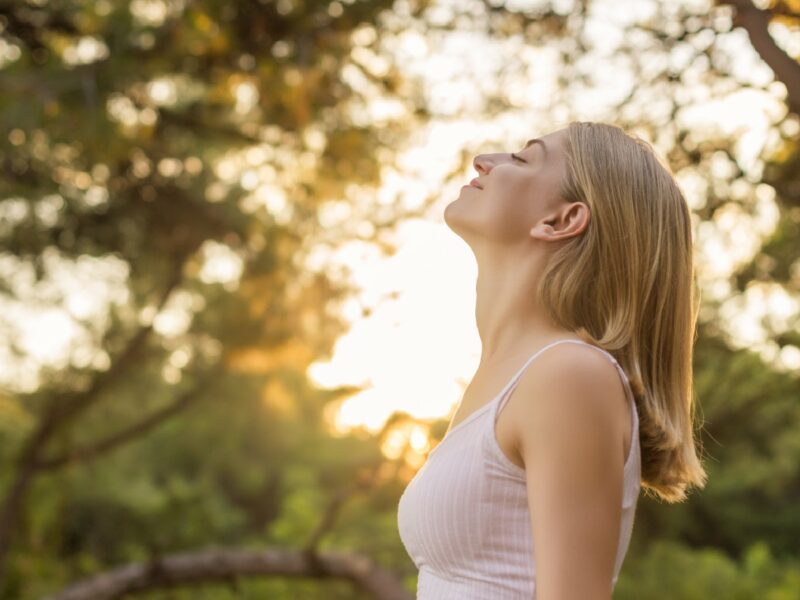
left=509, top=342, right=628, bottom=466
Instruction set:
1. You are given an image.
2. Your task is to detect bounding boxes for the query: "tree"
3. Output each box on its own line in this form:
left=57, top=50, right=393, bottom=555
left=0, top=0, right=433, bottom=596
left=2, top=0, right=800, bottom=597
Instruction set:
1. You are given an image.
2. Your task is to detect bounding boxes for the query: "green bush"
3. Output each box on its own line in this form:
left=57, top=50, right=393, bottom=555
left=614, top=540, right=800, bottom=600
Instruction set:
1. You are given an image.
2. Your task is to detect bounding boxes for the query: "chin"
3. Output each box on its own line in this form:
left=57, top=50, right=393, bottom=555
left=443, top=200, right=469, bottom=232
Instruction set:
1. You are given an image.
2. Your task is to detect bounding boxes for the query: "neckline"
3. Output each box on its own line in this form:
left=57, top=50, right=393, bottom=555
left=441, top=395, right=496, bottom=441
left=425, top=399, right=493, bottom=460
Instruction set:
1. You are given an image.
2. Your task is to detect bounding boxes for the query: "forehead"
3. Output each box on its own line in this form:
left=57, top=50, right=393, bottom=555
left=524, top=129, right=567, bottom=156
left=540, top=128, right=567, bottom=146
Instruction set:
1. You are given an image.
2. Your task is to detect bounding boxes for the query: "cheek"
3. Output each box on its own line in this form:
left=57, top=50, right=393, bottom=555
left=493, top=176, right=536, bottom=216
left=482, top=196, right=538, bottom=241
left=494, top=168, right=532, bottom=198
left=444, top=170, right=539, bottom=242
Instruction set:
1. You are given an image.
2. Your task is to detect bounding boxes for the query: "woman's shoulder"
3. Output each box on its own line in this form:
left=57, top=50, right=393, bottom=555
left=507, top=341, right=630, bottom=460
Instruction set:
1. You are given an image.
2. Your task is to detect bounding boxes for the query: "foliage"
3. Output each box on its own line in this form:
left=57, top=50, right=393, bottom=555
left=0, top=0, right=799, bottom=598
left=615, top=540, right=800, bottom=600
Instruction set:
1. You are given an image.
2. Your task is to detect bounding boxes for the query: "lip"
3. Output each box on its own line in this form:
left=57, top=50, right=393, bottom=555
left=468, top=178, right=483, bottom=189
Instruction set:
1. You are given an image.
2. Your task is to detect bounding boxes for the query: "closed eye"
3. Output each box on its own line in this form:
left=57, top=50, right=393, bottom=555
left=510, top=152, right=525, bottom=162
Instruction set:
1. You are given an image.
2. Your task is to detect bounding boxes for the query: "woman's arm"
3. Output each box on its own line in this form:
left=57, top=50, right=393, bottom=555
left=511, top=345, right=627, bottom=600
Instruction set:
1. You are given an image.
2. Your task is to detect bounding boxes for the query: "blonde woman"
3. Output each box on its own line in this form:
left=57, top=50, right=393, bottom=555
left=397, top=121, right=707, bottom=599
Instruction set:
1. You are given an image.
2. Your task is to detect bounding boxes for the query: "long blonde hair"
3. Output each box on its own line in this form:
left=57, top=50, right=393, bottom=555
left=539, top=121, right=707, bottom=503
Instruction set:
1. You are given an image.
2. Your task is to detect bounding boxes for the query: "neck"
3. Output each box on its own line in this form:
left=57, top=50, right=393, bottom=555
left=474, top=256, right=577, bottom=370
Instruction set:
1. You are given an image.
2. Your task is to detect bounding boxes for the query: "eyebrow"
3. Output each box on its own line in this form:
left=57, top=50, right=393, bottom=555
left=523, top=138, right=547, bottom=157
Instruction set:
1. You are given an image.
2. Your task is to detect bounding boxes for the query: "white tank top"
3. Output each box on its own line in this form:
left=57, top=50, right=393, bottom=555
left=397, top=339, right=641, bottom=599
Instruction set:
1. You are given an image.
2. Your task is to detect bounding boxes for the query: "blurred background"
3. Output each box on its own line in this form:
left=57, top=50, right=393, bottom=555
left=0, top=0, right=799, bottom=598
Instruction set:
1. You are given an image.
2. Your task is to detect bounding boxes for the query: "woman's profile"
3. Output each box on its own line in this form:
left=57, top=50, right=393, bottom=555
left=397, top=121, right=708, bottom=598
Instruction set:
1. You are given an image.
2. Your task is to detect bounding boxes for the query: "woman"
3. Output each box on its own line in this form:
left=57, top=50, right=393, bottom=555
left=397, top=121, right=708, bottom=599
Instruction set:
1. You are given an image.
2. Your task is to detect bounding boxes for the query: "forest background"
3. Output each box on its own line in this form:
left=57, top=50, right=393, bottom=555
left=1, top=0, right=800, bottom=598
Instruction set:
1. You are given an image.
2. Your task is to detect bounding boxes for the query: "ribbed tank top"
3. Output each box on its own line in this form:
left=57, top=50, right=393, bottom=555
left=397, top=339, right=641, bottom=599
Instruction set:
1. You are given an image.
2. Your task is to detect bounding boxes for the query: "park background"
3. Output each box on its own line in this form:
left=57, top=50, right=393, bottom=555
left=1, top=0, right=800, bottom=597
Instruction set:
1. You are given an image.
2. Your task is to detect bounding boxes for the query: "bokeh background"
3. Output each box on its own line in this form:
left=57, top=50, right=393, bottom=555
left=1, top=0, right=800, bottom=598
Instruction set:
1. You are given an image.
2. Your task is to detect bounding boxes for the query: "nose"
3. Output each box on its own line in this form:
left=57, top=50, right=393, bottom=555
left=473, top=153, right=504, bottom=175
left=473, top=154, right=491, bottom=175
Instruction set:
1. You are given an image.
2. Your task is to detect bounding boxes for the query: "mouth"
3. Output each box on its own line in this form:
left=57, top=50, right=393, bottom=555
left=468, top=178, right=483, bottom=189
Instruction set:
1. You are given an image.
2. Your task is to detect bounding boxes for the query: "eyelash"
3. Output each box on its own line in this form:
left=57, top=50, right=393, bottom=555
left=510, top=152, right=525, bottom=162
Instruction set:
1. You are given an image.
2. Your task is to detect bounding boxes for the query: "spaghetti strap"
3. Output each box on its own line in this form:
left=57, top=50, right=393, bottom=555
left=495, top=338, right=633, bottom=420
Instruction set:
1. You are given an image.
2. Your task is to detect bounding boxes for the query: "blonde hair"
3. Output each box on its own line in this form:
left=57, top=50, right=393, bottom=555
left=538, top=121, right=707, bottom=503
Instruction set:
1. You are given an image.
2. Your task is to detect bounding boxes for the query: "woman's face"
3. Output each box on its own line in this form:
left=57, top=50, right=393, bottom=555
left=444, top=128, right=573, bottom=247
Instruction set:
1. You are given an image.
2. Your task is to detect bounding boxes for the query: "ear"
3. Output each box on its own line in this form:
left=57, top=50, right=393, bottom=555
left=529, top=221, right=556, bottom=240
left=531, top=203, right=589, bottom=241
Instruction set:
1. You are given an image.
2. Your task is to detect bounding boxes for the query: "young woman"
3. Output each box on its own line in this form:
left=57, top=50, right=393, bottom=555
left=397, top=121, right=708, bottom=599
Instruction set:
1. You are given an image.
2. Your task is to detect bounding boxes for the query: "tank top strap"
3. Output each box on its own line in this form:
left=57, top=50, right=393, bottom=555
left=494, top=338, right=635, bottom=422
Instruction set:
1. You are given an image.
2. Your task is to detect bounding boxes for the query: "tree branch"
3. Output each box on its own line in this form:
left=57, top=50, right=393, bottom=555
left=303, top=468, right=375, bottom=553
left=303, top=414, right=403, bottom=557
left=43, top=546, right=413, bottom=600
left=718, top=0, right=800, bottom=115
left=0, top=255, right=189, bottom=579
left=46, top=256, right=186, bottom=426
left=34, top=371, right=214, bottom=470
